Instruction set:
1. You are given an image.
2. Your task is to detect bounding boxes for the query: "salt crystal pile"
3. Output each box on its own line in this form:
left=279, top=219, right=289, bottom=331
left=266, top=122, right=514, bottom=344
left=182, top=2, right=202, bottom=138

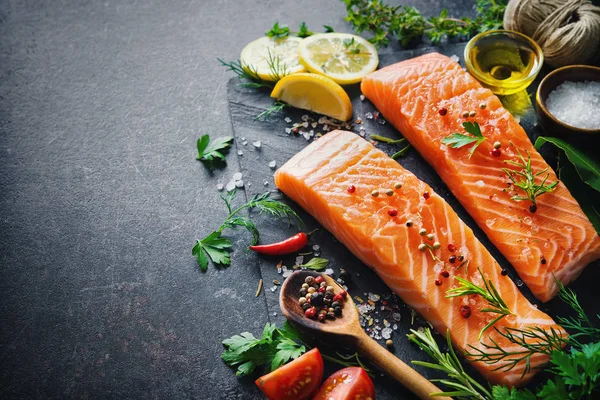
left=546, top=80, right=600, bottom=129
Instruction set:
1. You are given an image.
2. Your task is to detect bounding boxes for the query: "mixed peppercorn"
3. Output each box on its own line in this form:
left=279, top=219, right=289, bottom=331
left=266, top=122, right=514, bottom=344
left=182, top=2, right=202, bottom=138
left=299, top=274, right=347, bottom=322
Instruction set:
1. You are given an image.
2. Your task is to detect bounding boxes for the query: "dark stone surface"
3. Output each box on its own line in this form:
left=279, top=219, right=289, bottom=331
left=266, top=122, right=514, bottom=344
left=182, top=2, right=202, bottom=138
left=1, top=1, right=598, bottom=399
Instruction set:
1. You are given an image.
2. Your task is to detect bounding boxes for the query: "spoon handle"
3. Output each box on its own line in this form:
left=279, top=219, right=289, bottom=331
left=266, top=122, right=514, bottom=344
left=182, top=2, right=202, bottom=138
left=356, top=333, right=451, bottom=400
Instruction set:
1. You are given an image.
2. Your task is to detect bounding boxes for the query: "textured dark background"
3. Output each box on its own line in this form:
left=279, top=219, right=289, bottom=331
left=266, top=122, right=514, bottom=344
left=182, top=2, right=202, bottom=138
left=1, top=1, right=598, bottom=399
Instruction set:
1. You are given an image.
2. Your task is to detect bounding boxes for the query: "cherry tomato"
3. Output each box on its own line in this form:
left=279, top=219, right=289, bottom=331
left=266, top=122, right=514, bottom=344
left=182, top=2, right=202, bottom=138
left=255, top=348, right=324, bottom=400
left=312, top=367, right=375, bottom=400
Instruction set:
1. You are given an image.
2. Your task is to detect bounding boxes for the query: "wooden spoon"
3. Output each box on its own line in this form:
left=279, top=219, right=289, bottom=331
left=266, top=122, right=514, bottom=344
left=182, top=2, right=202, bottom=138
left=280, top=270, right=451, bottom=400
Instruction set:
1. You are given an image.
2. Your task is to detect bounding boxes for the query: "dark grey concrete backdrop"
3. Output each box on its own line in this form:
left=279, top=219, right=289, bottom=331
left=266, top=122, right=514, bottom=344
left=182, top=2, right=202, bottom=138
left=0, top=1, right=496, bottom=399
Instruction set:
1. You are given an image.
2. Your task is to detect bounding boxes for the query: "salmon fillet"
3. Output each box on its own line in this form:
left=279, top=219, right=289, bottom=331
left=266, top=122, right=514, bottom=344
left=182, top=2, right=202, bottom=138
left=275, top=130, right=563, bottom=387
left=361, top=52, right=600, bottom=302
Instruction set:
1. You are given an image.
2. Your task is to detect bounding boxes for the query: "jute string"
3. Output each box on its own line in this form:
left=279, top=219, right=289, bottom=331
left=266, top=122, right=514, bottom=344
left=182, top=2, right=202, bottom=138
left=503, top=0, right=600, bottom=67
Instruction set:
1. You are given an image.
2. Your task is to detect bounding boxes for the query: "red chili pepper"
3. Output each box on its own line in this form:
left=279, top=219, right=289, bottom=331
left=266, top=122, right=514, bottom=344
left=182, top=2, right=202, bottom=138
left=249, top=232, right=309, bottom=256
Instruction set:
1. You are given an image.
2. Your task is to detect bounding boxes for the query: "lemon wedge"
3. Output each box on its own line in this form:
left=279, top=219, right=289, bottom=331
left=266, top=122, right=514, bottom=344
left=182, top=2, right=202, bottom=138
left=240, top=36, right=306, bottom=81
left=298, top=33, right=379, bottom=85
left=270, top=73, right=352, bottom=121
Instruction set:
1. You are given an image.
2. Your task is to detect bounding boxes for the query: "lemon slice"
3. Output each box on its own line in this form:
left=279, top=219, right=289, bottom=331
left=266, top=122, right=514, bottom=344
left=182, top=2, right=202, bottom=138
left=240, top=36, right=306, bottom=81
left=270, top=73, right=352, bottom=121
left=298, top=33, right=379, bottom=85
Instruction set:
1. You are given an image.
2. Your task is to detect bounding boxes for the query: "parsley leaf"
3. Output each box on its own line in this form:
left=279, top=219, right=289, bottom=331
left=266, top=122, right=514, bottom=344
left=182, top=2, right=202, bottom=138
left=441, top=121, right=486, bottom=158
left=196, top=134, right=233, bottom=169
left=491, top=385, right=536, bottom=400
left=324, top=25, right=335, bottom=32
left=221, top=322, right=305, bottom=376
left=192, top=231, right=232, bottom=271
left=266, top=22, right=290, bottom=39
left=193, top=190, right=302, bottom=270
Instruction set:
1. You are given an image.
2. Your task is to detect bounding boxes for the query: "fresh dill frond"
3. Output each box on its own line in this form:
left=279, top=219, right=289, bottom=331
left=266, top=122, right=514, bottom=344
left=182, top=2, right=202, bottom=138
left=217, top=58, right=275, bottom=89
left=255, top=101, right=289, bottom=121
left=465, top=326, right=567, bottom=376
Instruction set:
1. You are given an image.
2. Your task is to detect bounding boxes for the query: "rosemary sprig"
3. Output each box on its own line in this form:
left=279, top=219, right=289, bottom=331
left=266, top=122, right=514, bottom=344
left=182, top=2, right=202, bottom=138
left=255, top=101, right=289, bottom=121
left=465, top=325, right=567, bottom=377
left=445, top=267, right=512, bottom=340
left=503, top=148, right=558, bottom=210
left=408, top=328, right=492, bottom=399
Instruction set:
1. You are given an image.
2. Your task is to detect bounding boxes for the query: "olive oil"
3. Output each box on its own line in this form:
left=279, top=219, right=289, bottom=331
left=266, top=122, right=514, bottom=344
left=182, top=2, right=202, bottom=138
left=464, top=30, right=542, bottom=95
left=469, top=35, right=537, bottom=83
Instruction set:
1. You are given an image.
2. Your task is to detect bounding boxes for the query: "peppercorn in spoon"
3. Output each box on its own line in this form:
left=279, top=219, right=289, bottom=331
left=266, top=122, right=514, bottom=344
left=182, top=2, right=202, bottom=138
left=279, top=270, right=450, bottom=400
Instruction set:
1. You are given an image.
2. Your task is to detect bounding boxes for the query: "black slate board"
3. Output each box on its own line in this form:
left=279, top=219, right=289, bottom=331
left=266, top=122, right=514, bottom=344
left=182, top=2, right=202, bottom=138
left=226, top=44, right=600, bottom=399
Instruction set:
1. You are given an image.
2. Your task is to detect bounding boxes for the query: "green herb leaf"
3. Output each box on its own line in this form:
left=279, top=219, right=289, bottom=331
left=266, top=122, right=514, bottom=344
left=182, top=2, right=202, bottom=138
left=503, top=149, right=558, bottom=207
left=391, top=144, right=412, bottom=159
left=218, top=58, right=275, bottom=89
left=324, top=25, right=335, bottom=32
left=297, top=22, right=314, bottom=38
left=196, top=134, right=233, bottom=168
left=556, top=156, right=600, bottom=234
left=370, top=134, right=406, bottom=144
left=441, top=122, right=485, bottom=158
left=193, top=191, right=302, bottom=270
left=301, top=257, right=329, bottom=270
left=193, top=231, right=233, bottom=271
left=271, top=337, right=306, bottom=371
left=255, top=101, right=288, bottom=121
left=491, top=385, right=536, bottom=400
left=222, top=216, right=260, bottom=246
left=266, top=21, right=290, bottom=39
left=441, top=133, right=478, bottom=148
left=535, top=136, right=600, bottom=192
left=537, top=378, right=569, bottom=400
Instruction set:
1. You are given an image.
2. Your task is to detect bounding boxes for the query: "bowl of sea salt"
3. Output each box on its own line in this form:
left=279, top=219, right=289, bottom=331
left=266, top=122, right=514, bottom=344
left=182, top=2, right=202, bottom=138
left=536, top=65, right=600, bottom=136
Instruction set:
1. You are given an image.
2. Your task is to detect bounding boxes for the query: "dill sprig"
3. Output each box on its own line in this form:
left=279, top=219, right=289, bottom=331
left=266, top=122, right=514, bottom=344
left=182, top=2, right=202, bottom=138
left=219, top=50, right=289, bottom=90
left=503, top=148, right=558, bottom=210
left=218, top=59, right=274, bottom=89
left=192, top=191, right=302, bottom=271
left=445, top=267, right=512, bottom=340
left=464, top=326, right=567, bottom=377
left=554, top=278, right=600, bottom=347
left=408, top=328, right=492, bottom=399
left=255, top=101, right=289, bottom=121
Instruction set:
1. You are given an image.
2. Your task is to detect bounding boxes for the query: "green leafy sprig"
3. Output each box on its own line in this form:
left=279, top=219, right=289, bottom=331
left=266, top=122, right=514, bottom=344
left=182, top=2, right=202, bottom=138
left=342, top=0, right=506, bottom=48
left=196, top=134, right=233, bottom=169
left=218, top=58, right=274, bottom=90
left=502, top=149, right=558, bottom=209
left=408, top=328, right=492, bottom=399
left=266, top=21, right=314, bottom=39
left=441, top=121, right=486, bottom=159
left=193, top=191, right=301, bottom=271
left=445, top=267, right=512, bottom=340
left=255, top=101, right=289, bottom=121
left=222, top=321, right=371, bottom=377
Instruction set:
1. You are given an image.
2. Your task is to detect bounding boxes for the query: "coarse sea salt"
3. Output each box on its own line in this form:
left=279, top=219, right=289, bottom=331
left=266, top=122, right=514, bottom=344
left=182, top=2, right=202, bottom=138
left=546, top=80, right=600, bottom=129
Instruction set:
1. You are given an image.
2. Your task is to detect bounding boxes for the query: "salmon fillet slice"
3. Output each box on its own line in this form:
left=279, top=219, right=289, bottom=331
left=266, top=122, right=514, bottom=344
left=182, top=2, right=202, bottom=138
left=361, top=52, right=600, bottom=302
left=274, top=130, right=563, bottom=387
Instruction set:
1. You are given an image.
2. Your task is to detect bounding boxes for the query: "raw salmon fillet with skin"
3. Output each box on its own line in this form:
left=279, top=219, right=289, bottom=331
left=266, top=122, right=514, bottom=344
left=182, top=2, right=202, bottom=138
left=361, top=52, right=600, bottom=302
left=275, top=130, right=564, bottom=387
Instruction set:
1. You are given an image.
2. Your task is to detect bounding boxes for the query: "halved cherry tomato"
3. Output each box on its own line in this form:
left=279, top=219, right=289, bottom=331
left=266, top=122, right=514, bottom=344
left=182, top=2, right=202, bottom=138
left=255, top=348, right=324, bottom=400
left=312, top=367, right=375, bottom=400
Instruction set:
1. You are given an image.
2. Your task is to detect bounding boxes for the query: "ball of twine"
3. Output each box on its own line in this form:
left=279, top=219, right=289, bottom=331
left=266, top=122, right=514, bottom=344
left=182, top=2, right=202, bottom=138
left=503, top=0, right=600, bottom=67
